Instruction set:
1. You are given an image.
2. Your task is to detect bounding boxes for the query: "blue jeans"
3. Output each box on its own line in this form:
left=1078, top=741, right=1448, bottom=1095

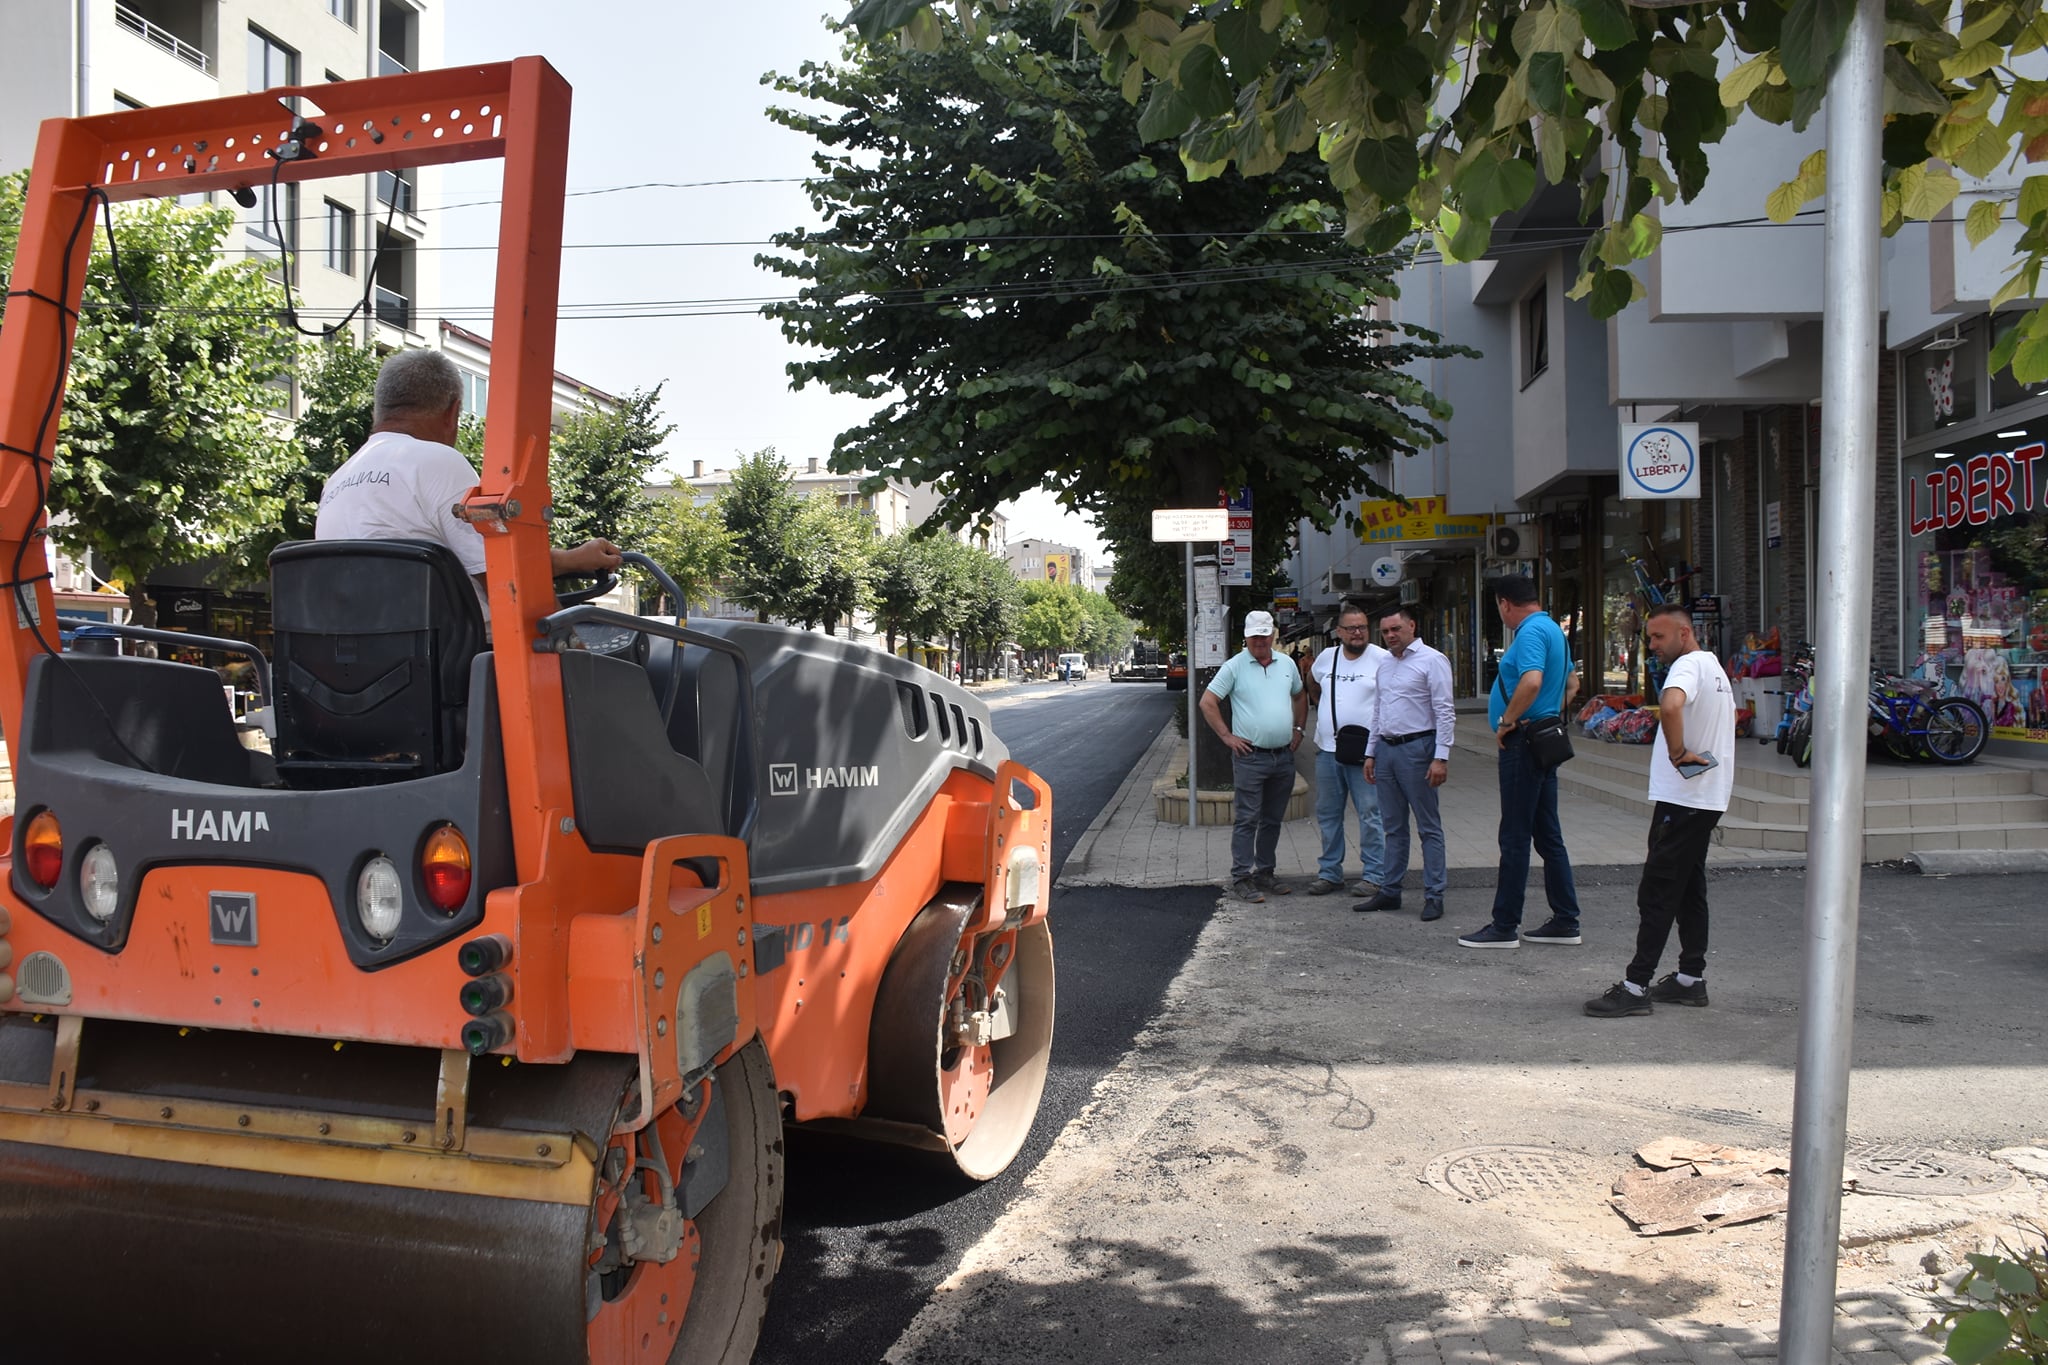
left=1229, top=747, right=1296, bottom=881
left=1315, top=749, right=1384, bottom=887
left=1490, top=729, right=1580, bottom=931
left=1375, top=738, right=1445, bottom=900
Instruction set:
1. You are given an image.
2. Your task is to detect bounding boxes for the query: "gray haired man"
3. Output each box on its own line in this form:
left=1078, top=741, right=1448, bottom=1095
left=316, top=348, right=621, bottom=600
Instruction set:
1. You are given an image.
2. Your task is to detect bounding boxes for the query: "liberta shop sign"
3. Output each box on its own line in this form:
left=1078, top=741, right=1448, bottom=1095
left=1906, top=443, right=2048, bottom=535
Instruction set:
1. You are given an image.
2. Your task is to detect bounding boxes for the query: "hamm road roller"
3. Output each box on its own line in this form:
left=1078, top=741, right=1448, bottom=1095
left=0, top=59, right=1054, bottom=1363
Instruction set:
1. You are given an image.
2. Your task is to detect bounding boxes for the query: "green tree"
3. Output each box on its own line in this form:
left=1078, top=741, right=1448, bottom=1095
left=859, top=0, right=2048, bottom=376
left=258, top=334, right=382, bottom=565
left=0, top=173, right=297, bottom=624
left=1016, top=579, right=1088, bottom=659
left=717, top=448, right=805, bottom=622
left=763, top=12, right=1461, bottom=562
left=549, top=385, right=673, bottom=548
left=956, top=547, right=1024, bottom=677
left=871, top=530, right=944, bottom=655
left=640, top=488, right=730, bottom=616
left=781, top=493, right=876, bottom=634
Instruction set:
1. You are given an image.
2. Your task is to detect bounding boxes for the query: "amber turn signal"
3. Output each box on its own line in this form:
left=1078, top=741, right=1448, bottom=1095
left=23, top=811, right=62, bottom=890
left=420, top=824, right=471, bottom=912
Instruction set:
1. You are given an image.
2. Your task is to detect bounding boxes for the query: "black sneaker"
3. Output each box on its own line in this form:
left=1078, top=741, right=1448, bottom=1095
left=1456, top=923, right=1520, bottom=949
left=1522, top=919, right=1583, bottom=946
left=1231, top=878, right=1265, bottom=903
left=1353, top=892, right=1403, bottom=913
left=1420, top=898, right=1444, bottom=922
left=1647, top=974, right=1709, bottom=1007
left=1585, top=983, right=1653, bottom=1017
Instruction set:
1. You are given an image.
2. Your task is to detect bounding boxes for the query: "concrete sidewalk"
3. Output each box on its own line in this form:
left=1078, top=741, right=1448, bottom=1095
left=1062, top=718, right=1804, bottom=890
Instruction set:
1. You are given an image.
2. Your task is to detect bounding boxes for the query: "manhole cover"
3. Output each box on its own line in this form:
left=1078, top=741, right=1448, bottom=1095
left=1845, top=1144, right=2017, bottom=1199
left=1422, top=1145, right=1597, bottom=1205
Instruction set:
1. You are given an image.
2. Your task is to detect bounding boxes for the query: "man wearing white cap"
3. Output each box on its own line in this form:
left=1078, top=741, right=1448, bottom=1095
left=1199, top=609, right=1308, bottom=903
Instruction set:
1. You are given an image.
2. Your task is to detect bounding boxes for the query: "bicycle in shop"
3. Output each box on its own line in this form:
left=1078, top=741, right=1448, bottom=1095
left=1769, top=640, right=1816, bottom=762
left=1619, top=548, right=1702, bottom=695
left=1774, top=651, right=1989, bottom=768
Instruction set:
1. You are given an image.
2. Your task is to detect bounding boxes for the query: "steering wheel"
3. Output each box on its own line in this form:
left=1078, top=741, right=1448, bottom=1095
left=553, top=570, right=618, bottom=608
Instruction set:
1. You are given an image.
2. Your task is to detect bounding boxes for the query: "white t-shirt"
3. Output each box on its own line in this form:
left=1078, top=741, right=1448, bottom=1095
left=1647, top=649, right=1737, bottom=812
left=314, top=431, right=488, bottom=580
left=1310, top=643, right=1389, bottom=752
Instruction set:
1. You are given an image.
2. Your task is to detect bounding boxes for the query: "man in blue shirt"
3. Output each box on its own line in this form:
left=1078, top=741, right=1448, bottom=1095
left=1199, top=610, right=1307, bottom=903
left=1459, top=575, right=1583, bottom=949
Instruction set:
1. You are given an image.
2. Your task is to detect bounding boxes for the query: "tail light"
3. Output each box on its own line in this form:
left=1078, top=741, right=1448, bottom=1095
left=23, top=812, right=62, bottom=890
left=420, top=825, right=471, bottom=912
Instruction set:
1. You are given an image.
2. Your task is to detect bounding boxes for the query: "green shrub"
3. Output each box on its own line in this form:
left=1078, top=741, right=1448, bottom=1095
left=1929, top=1233, right=2048, bottom=1365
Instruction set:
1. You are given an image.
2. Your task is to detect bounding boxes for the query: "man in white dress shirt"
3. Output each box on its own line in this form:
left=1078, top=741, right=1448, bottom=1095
left=1359, top=606, right=1456, bottom=921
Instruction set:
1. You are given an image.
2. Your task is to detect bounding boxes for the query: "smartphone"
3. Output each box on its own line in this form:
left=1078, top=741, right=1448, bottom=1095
left=1676, top=751, right=1719, bottom=779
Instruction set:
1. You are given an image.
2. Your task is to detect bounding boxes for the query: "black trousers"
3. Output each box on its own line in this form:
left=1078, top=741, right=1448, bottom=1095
left=1627, top=801, right=1723, bottom=986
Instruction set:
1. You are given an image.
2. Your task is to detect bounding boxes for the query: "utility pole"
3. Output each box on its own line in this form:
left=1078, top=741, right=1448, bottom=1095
left=1778, top=0, right=1883, bottom=1356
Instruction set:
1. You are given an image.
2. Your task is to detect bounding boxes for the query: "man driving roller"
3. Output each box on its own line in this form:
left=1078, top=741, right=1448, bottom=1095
left=316, top=348, right=621, bottom=607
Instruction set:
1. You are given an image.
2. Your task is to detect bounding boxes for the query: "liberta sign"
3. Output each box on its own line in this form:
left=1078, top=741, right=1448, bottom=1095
left=1907, top=443, right=2048, bottom=535
left=1619, top=423, right=1701, bottom=500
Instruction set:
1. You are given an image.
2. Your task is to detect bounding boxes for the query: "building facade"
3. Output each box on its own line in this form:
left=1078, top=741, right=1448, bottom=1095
left=1005, top=537, right=1088, bottom=589
left=1288, top=101, right=2045, bottom=742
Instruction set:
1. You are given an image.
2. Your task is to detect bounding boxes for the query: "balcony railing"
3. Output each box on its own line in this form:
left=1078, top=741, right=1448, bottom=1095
left=115, top=3, right=212, bottom=75
left=376, top=171, right=415, bottom=215
left=377, top=50, right=410, bottom=77
left=373, top=285, right=412, bottom=332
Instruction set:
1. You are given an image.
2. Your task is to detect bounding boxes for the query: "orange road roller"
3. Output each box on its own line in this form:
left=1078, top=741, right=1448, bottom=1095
left=0, top=58, right=1053, bottom=1363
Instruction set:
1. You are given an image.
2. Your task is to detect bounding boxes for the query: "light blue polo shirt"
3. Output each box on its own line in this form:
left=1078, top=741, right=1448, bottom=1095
left=1489, top=610, right=1570, bottom=727
left=1206, top=648, right=1302, bottom=748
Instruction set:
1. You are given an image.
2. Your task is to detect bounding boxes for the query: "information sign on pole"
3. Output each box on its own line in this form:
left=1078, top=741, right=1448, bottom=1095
left=1220, top=488, right=1253, bottom=586
left=1150, top=508, right=1229, bottom=542
left=1618, top=422, right=1702, bottom=500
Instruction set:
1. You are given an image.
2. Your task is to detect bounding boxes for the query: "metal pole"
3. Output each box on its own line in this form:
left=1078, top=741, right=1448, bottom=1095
left=1778, top=0, right=1882, bottom=1356
left=1186, top=542, right=1198, bottom=828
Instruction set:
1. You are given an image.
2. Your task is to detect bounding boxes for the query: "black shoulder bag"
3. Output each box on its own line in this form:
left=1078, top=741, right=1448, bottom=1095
left=1329, top=648, right=1371, bottom=766
left=1521, top=713, right=1575, bottom=769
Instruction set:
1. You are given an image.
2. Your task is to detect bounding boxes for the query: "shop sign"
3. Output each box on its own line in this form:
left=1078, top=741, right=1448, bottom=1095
left=1619, top=423, right=1701, bottom=500
left=1370, top=556, right=1403, bottom=587
left=1906, top=443, right=2048, bottom=535
left=1357, top=496, right=1493, bottom=542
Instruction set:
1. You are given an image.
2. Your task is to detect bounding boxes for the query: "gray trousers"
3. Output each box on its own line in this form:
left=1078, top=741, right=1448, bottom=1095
left=1230, top=747, right=1296, bottom=881
left=1376, top=737, right=1447, bottom=900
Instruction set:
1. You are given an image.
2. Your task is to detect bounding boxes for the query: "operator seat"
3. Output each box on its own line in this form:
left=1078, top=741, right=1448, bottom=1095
left=268, top=538, right=485, bottom=788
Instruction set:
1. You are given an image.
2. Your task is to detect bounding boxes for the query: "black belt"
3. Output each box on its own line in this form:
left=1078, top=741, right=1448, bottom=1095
left=1247, top=744, right=1292, bottom=754
left=1379, top=730, right=1432, bottom=745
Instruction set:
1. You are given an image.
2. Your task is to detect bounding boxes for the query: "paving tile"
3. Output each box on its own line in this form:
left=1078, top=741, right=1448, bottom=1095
left=1438, top=1332, right=1492, bottom=1365
left=1680, top=1342, right=1749, bottom=1365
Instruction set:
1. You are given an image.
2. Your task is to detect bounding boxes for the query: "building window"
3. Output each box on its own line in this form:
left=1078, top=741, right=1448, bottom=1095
left=327, top=0, right=357, bottom=28
left=459, top=369, right=488, bottom=418
left=377, top=169, right=416, bottom=216
left=324, top=200, right=355, bottom=275
left=378, top=0, right=417, bottom=75
left=1521, top=283, right=1549, bottom=388
left=113, top=91, right=144, bottom=110
left=248, top=26, right=298, bottom=93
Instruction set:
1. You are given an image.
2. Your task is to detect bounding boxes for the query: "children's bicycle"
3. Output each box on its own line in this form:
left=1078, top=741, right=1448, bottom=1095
left=1621, top=548, right=1701, bottom=696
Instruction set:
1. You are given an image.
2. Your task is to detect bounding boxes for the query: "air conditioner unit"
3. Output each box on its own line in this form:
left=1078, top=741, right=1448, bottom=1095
left=1318, top=569, right=1356, bottom=595
left=1487, top=523, right=1541, bottom=561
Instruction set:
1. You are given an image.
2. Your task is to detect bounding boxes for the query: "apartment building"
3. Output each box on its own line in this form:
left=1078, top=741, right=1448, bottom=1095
left=2, top=0, right=446, bottom=371
left=1006, top=537, right=1087, bottom=589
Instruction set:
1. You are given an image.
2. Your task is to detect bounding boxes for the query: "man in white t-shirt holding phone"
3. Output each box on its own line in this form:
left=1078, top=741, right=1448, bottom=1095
left=1586, top=603, right=1736, bottom=1018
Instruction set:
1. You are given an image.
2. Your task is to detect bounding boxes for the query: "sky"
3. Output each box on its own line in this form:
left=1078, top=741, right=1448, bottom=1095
left=435, top=0, right=1107, bottom=563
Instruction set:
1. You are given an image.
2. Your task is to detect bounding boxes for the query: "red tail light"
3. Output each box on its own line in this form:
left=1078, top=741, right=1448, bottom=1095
left=23, top=812, right=62, bottom=890
left=420, top=824, right=471, bottom=912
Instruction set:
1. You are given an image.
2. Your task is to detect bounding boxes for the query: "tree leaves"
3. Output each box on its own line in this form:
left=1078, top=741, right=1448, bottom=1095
left=1453, top=149, right=1539, bottom=221
left=1561, top=0, right=1636, bottom=51
left=1780, top=0, right=1859, bottom=87
left=1940, top=1309, right=2010, bottom=1365
left=1354, top=138, right=1422, bottom=202
left=1897, top=161, right=1962, bottom=219
left=1966, top=197, right=2005, bottom=245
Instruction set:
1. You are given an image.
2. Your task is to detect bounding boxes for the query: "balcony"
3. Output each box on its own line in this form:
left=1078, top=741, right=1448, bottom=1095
left=115, top=2, right=211, bottom=75
left=373, top=285, right=411, bottom=332
left=377, top=50, right=409, bottom=77
left=376, top=170, right=415, bottom=215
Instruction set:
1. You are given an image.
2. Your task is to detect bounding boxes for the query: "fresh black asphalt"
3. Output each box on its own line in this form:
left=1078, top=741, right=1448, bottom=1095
left=754, top=680, right=1209, bottom=1364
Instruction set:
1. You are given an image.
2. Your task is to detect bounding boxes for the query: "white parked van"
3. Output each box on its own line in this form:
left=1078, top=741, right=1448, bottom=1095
left=1058, top=652, right=1086, bottom=681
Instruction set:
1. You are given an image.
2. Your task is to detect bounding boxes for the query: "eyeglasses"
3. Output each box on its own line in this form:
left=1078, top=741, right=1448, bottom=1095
left=1338, top=624, right=1370, bottom=632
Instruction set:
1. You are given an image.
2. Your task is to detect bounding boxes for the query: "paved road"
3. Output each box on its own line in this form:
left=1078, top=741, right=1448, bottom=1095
left=753, top=678, right=1206, bottom=1364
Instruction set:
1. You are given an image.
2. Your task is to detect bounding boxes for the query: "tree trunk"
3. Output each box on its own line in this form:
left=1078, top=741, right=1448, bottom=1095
left=125, top=567, right=158, bottom=629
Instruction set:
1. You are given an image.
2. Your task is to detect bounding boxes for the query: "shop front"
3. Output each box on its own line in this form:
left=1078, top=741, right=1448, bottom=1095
left=1900, top=426, right=2048, bottom=746
left=1357, top=497, right=1497, bottom=698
